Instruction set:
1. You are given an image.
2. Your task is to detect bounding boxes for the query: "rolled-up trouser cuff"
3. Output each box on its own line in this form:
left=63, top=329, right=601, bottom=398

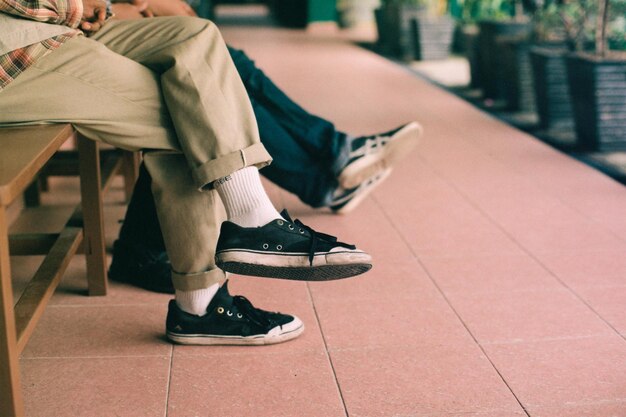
left=192, top=142, right=272, bottom=189
left=172, top=267, right=226, bottom=291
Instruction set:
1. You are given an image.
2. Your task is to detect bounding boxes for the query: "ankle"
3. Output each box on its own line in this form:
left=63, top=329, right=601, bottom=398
left=214, top=167, right=282, bottom=227
left=175, top=283, right=220, bottom=316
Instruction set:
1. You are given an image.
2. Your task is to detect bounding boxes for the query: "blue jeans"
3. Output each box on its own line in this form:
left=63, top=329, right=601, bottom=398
left=229, top=47, right=347, bottom=207
left=117, top=47, right=348, bottom=250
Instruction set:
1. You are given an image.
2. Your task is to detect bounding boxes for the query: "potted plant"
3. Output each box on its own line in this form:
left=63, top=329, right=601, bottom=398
left=566, top=0, right=626, bottom=150
left=456, top=0, right=499, bottom=88
left=410, top=0, right=456, bottom=60
left=376, top=0, right=425, bottom=59
left=529, top=0, right=590, bottom=137
left=476, top=0, right=532, bottom=102
left=376, top=0, right=455, bottom=60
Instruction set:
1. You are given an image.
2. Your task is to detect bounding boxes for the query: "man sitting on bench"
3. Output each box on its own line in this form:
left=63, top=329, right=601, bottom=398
left=0, top=0, right=371, bottom=345
left=107, top=0, right=423, bottom=294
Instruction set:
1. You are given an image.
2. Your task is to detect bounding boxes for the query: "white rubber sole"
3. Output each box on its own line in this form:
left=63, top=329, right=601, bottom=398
left=332, top=168, right=392, bottom=215
left=167, top=317, right=305, bottom=346
left=338, top=121, right=423, bottom=190
left=216, top=249, right=373, bottom=281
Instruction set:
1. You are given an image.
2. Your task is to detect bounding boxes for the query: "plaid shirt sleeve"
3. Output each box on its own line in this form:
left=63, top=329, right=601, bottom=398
left=0, top=32, right=76, bottom=90
left=0, top=0, right=83, bottom=27
left=0, top=0, right=84, bottom=90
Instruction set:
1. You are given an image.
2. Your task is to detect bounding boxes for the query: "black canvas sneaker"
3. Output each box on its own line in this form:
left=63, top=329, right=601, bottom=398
left=109, top=240, right=174, bottom=294
left=215, top=210, right=372, bottom=281
left=338, top=121, right=423, bottom=190
left=329, top=169, right=392, bottom=214
left=166, top=280, right=304, bottom=345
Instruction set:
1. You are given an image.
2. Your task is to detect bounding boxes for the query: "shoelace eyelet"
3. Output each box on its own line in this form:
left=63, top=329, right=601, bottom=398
left=288, top=225, right=294, bottom=230
left=277, top=245, right=283, bottom=250
left=277, top=220, right=284, bottom=226
left=237, top=313, right=243, bottom=319
left=227, top=310, right=233, bottom=317
left=262, top=243, right=269, bottom=249
left=217, top=307, right=225, bottom=314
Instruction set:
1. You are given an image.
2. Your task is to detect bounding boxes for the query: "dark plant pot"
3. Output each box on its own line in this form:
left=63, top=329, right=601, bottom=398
left=375, top=8, right=390, bottom=53
left=269, top=0, right=307, bottom=28
left=498, top=36, right=535, bottom=112
left=529, top=47, right=575, bottom=132
left=379, top=4, right=426, bottom=61
left=462, top=25, right=481, bottom=88
left=410, top=15, right=455, bottom=60
left=451, top=22, right=466, bottom=54
left=566, top=54, right=626, bottom=151
left=478, top=20, right=531, bottom=100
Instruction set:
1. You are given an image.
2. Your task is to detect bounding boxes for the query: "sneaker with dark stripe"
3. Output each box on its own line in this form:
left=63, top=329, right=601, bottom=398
left=166, top=280, right=303, bottom=345
left=215, top=210, right=372, bottom=281
left=337, top=121, right=423, bottom=190
left=329, top=168, right=392, bottom=214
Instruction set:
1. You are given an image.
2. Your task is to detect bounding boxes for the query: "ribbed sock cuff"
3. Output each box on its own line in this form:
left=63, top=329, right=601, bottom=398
left=175, top=283, right=220, bottom=316
left=214, top=167, right=281, bottom=227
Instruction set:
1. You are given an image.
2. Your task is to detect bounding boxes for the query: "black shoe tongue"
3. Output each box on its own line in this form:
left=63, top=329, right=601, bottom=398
left=279, top=209, right=293, bottom=222
left=207, top=280, right=233, bottom=311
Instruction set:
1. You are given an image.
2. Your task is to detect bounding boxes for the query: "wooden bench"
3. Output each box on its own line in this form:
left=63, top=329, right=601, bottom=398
left=0, top=124, right=138, bottom=417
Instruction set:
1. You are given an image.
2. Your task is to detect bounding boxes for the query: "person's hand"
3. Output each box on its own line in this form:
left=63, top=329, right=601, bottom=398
left=80, top=0, right=109, bottom=35
left=148, top=0, right=196, bottom=17
left=111, top=2, right=145, bottom=19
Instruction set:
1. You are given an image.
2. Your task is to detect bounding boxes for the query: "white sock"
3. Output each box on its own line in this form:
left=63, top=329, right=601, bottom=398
left=214, top=166, right=282, bottom=227
left=175, top=283, right=220, bottom=316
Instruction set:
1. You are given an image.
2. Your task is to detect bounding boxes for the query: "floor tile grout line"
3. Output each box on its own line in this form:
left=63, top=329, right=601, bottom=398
left=526, top=397, right=626, bottom=410
left=371, top=197, right=532, bottom=417
left=414, top=154, right=626, bottom=343
left=480, top=332, right=617, bottom=346
left=525, top=254, right=626, bottom=343
left=164, top=345, right=174, bottom=417
left=46, top=303, right=169, bottom=308
left=305, top=282, right=350, bottom=417
left=318, top=332, right=618, bottom=353
left=21, top=354, right=171, bottom=360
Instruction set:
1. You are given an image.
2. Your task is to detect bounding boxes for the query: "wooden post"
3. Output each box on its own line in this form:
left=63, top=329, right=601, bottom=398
left=0, top=207, right=25, bottom=417
left=77, top=135, right=108, bottom=296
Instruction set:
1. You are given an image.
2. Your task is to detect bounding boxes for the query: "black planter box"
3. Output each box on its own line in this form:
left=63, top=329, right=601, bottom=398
left=530, top=47, right=575, bottom=132
left=375, top=8, right=389, bottom=53
left=410, top=16, right=454, bottom=60
left=377, top=5, right=425, bottom=61
left=566, top=54, right=626, bottom=151
left=462, top=26, right=481, bottom=88
left=499, top=36, right=535, bottom=112
left=478, top=20, right=531, bottom=101
left=269, top=0, right=307, bottom=28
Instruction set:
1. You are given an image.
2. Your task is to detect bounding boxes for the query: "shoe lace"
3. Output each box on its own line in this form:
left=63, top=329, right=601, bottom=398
left=351, top=135, right=385, bottom=159
left=281, top=210, right=356, bottom=266
left=233, top=295, right=277, bottom=328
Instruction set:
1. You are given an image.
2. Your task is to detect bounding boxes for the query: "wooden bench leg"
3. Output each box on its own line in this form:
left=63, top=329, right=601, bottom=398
left=0, top=207, right=25, bottom=417
left=77, top=135, right=108, bottom=296
left=121, top=151, right=140, bottom=203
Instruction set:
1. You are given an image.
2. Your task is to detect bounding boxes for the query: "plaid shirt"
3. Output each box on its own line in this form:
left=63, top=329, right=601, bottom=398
left=0, top=0, right=84, bottom=90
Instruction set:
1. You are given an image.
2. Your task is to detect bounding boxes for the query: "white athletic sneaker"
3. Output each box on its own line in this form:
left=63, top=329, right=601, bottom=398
left=337, top=121, right=423, bottom=190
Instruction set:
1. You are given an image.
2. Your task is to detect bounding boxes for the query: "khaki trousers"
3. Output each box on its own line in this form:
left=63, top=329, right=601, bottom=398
left=0, top=17, right=272, bottom=290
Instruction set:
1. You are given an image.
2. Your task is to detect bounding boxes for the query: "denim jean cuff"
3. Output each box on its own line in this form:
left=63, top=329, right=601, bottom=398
left=172, top=267, right=226, bottom=291
left=191, top=142, right=272, bottom=189
left=330, top=132, right=351, bottom=176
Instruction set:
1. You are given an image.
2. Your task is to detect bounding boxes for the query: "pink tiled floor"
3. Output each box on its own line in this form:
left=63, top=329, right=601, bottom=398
left=9, top=17, right=626, bottom=417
